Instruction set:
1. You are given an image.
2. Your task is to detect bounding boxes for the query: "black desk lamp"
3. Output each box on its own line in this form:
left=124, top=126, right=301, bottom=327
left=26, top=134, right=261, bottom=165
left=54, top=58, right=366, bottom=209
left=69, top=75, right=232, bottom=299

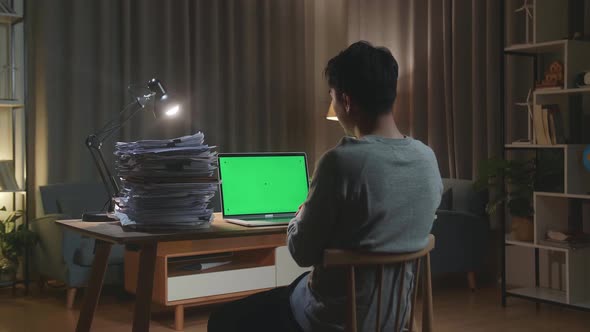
left=82, top=78, right=180, bottom=222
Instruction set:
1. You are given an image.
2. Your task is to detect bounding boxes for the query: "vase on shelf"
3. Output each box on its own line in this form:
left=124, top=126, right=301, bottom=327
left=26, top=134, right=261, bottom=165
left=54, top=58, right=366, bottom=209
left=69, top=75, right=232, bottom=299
left=511, top=216, right=534, bottom=242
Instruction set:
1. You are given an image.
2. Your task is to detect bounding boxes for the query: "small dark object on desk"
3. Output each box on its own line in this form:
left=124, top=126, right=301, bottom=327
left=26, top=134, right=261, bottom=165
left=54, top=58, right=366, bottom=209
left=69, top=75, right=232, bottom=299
left=82, top=211, right=119, bottom=222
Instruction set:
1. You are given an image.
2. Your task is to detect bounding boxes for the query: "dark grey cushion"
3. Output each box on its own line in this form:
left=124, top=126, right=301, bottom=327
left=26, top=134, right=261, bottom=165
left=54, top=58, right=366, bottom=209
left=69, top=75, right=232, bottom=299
left=41, top=183, right=109, bottom=217
left=442, top=178, right=488, bottom=216
left=438, top=188, right=453, bottom=210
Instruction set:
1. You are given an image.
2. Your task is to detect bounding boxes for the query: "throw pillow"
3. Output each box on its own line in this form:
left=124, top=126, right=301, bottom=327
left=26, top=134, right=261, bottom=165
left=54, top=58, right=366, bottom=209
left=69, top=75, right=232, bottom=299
left=438, top=188, right=453, bottom=210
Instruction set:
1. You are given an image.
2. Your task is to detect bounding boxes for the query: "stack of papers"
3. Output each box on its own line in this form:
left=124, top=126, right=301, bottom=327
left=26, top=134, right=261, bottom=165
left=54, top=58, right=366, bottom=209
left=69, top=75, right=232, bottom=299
left=113, top=132, right=219, bottom=230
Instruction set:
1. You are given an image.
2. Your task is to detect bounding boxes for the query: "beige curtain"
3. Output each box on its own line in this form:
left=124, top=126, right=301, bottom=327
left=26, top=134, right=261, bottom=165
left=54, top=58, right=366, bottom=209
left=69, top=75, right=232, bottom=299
left=25, top=0, right=508, bottom=216
left=26, top=0, right=349, bottom=216
left=348, top=0, right=503, bottom=179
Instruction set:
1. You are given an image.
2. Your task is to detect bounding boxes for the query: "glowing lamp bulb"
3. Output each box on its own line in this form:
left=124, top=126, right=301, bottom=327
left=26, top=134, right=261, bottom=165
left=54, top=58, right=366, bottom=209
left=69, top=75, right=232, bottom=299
left=165, top=105, right=180, bottom=117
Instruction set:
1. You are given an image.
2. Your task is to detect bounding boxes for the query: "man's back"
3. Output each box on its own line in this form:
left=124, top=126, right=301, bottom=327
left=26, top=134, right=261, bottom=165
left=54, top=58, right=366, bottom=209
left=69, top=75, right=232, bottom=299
left=288, top=135, right=442, bottom=331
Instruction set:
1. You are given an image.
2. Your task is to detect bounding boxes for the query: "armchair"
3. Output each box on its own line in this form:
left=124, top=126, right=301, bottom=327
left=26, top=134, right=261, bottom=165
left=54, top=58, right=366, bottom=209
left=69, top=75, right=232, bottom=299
left=31, top=183, right=125, bottom=308
left=431, top=178, right=489, bottom=290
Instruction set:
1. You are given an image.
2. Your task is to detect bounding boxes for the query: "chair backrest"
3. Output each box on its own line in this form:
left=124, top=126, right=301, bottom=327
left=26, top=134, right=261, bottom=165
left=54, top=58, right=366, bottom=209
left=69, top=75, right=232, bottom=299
left=40, top=183, right=109, bottom=218
left=323, top=234, right=435, bottom=332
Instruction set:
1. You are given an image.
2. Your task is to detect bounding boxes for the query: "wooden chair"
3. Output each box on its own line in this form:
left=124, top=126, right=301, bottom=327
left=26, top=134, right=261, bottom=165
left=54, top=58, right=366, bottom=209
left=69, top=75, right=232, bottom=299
left=323, top=234, right=435, bottom=332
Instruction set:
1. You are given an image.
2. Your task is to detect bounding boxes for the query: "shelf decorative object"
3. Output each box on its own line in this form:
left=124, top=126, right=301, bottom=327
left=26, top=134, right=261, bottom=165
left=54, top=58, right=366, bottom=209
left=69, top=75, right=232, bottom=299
left=514, top=0, right=534, bottom=44
left=583, top=146, right=590, bottom=172
left=535, top=61, right=564, bottom=89
left=574, top=71, right=590, bottom=88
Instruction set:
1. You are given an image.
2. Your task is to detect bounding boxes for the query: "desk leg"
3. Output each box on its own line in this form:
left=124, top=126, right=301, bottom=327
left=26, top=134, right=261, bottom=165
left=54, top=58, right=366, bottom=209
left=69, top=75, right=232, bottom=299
left=132, top=243, right=158, bottom=332
left=174, top=305, right=184, bottom=331
left=76, top=240, right=112, bottom=332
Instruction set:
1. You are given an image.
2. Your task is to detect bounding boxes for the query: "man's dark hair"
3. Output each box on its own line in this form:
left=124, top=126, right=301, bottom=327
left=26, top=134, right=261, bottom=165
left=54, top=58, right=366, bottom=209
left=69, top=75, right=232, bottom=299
left=324, top=41, right=399, bottom=116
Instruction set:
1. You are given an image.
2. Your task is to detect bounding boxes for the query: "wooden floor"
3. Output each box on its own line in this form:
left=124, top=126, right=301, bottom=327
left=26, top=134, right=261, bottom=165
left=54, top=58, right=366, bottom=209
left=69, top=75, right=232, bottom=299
left=1, top=283, right=590, bottom=331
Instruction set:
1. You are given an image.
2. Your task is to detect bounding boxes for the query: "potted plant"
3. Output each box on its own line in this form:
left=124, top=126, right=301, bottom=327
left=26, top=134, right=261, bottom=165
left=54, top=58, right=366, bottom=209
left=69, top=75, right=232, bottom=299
left=475, top=154, right=563, bottom=242
left=0, top=207, right=38, bottom=285
left=474, top=158, right=537, bottom=242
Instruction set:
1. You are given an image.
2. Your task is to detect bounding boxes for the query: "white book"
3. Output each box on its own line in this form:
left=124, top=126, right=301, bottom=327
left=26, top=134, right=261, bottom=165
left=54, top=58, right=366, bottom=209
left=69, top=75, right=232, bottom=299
left=533, top=105, right=549, bottom=145
left=541, top=108, right=552, bottom=145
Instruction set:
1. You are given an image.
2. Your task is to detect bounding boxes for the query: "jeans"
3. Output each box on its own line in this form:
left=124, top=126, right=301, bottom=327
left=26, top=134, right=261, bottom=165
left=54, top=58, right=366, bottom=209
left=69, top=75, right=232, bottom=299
left=207, top=272, right=309, bottom=332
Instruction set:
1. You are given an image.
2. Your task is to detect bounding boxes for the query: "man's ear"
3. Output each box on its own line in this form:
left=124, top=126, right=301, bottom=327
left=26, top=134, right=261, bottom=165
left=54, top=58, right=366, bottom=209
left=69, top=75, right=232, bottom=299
left=342, top=93, right=352, bottom=114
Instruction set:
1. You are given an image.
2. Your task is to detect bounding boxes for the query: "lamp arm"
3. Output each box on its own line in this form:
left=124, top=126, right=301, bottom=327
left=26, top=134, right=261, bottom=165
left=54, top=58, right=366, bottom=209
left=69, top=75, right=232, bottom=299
left=85, top=97, right=147, bottom=213
left=82, top=79, right=168, bottom=219
left=98, top=100, right=146, bottom=143
left=93, top=99, right=143, bottom=141
left=85, top=137, right=119, bottom=212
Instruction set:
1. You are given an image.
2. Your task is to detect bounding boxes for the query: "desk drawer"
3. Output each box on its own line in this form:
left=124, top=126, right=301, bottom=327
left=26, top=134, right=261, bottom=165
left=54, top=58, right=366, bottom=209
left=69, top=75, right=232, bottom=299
left=167, top=266, right=276, bottom=302
left=158, top=234, right=286, bottom=256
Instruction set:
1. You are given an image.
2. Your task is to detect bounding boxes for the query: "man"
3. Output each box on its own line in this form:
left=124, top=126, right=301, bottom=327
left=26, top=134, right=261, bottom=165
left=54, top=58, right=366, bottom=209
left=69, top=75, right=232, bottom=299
left=208, top=41, right=442, bottom=332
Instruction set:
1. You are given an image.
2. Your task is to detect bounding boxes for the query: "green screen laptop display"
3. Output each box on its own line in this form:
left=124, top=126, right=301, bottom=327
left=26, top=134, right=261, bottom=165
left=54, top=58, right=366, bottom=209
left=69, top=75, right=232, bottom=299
left=218, top=154, right=309, bottom=217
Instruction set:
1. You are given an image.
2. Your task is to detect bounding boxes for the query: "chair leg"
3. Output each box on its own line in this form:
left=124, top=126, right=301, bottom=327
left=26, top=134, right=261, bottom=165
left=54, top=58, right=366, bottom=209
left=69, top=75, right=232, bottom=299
left=174, top=305, right=184, bottom=331
left=422, top=253, right=433, bottom=332
left=66, top=288, right=77, bottom=309
left=467, top=271, right=477, bottom=291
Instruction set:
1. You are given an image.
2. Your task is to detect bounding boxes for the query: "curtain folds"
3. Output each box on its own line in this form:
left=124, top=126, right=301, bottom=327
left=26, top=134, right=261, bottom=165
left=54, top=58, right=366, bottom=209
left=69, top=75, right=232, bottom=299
left=347, top=0, right=503, bottom=179
left=26, top=0, right=505, bottom=216
left=27, top=0, right=349, bottom=217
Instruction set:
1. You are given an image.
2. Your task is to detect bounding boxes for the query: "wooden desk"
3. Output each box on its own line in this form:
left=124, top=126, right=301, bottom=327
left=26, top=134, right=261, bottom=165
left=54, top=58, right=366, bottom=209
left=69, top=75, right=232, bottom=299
left=57, top=214, right=288, bottom=332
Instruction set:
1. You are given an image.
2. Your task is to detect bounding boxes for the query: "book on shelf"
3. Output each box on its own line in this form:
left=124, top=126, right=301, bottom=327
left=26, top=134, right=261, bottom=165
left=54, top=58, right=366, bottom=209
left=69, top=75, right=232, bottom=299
left=0, top=1, right=15, bottom=14
left=548, top=111, right=557, bottom=145
left=532, top=104, right=565, bottom=145
left=541, top=108, right=552, bottom=144
left=544, top=104, right=565, bottom=145
left=533, top=105, right=550, bottom=144
left=0, top=161, right=19, bottom=191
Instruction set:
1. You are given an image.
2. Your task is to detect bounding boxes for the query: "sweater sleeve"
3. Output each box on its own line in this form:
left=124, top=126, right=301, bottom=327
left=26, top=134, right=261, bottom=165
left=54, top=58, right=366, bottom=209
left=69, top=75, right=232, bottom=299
left=287, top=152, right=339, bottom=267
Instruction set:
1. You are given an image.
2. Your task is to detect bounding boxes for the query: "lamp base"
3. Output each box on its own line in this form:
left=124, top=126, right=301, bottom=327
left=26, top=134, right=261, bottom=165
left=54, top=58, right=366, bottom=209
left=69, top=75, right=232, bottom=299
left=82, top=212, right=119, bottom=222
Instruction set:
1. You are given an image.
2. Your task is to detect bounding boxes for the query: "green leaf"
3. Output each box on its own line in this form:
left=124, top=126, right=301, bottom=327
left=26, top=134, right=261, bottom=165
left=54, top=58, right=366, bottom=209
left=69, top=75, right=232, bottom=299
left=0, top=209, right=37, bottom=262
left=474, top=155, right=552, bottom=217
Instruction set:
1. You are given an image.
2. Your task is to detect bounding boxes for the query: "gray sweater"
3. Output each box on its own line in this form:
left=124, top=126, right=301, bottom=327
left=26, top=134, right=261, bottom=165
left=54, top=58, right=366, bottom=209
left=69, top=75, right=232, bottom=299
left=288, top=135, right=442, bottom=331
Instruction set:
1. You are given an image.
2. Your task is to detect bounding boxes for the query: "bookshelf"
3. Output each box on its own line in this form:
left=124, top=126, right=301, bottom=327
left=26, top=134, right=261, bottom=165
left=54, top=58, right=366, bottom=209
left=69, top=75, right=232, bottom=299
left=502, top=0, right=590, bottom=311
left=0, top=0, right=27, bottom=291
left=0, top=0, right=26, bottom=196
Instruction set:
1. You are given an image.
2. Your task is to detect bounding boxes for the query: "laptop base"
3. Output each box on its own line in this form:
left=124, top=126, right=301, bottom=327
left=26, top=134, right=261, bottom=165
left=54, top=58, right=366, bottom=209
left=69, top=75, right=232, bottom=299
left=225, top=218, right=292, bottom=227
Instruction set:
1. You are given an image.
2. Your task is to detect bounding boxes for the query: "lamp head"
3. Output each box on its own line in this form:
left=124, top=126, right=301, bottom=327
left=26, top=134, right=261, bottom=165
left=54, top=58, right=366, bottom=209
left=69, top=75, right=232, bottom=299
left=146, top=78, right=181, bottom=118
left=164, top=104, right=180, bottom=117
left=147, top=78, right=168, bottom=101
left=153, top=100, right=181, bottom=119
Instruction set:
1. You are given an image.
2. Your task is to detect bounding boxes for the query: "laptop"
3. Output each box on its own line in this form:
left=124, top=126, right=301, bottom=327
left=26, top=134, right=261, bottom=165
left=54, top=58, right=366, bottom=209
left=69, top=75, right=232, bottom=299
left=218, top=153, right=309, bottom=227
